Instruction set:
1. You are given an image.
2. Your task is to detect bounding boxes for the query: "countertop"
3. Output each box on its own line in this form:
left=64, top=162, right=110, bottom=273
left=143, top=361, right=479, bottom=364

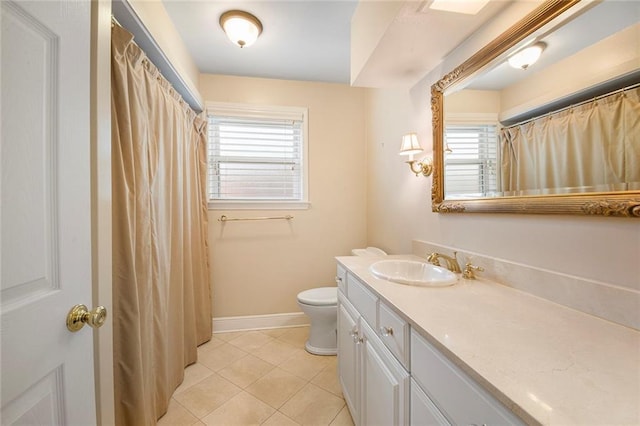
left=336, top=255, right=640, bottom=425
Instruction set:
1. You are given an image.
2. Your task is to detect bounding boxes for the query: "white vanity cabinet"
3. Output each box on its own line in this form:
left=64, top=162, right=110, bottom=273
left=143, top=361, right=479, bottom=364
left=337, top=272, right=409, bottom=426
left=410, top=379, right=450, bottom=426
left=337, top=261, right=525, bottom=426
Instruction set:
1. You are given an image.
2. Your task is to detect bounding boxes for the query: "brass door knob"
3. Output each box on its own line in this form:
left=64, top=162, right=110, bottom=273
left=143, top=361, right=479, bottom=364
left=66, top=304, right=107, bottom=332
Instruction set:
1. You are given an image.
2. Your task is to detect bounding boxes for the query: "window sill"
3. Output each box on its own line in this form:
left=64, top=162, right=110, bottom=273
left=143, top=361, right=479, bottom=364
left=208, top=201, right=311, bottom=210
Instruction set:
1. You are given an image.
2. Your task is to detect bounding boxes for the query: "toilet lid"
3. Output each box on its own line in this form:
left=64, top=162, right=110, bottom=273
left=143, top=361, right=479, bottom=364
left=297, top=287, right=337, bottom=306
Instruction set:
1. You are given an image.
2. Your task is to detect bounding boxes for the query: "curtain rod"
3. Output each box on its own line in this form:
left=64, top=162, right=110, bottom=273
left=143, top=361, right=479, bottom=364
left=504, top=81, right=640, bottom=129
left=111, top=15, right=201, bottom=121
left=111, top=15, right=122, bottom=28
left=111, top=0, right=203, bottom=112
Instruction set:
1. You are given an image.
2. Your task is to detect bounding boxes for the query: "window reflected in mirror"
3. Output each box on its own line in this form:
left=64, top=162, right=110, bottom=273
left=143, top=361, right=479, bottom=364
left=444, top=121, right=498, bottom=199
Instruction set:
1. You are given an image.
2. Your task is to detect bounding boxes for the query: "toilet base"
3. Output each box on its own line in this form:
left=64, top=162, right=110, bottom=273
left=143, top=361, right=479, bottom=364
left=297, top=298, right=337, bottom=356
left=305, top=341, right=337, bottom=356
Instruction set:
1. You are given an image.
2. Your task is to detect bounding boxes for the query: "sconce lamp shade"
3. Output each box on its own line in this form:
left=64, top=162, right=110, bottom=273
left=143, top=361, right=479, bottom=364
left=508, top=42, right=546, bottom=70
left=399, top=132, right=424, bottom=156
left=400, top=133, right=433, bottom=177
left=220, top=10, right=263, bottom=48
left=399, top=132, right=432, bottom=177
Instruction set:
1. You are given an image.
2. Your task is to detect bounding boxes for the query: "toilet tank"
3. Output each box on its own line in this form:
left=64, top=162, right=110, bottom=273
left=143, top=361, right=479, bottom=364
left=351, top=247, right=387, bottom=257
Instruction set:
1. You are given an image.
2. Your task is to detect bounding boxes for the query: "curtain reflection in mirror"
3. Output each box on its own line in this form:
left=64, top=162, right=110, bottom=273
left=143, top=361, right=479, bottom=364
left=500, top=86, right=639, bottom=195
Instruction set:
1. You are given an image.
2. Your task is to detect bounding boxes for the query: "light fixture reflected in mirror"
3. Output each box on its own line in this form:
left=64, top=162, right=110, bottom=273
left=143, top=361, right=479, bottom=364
left=399, top=133, right=433, bottom=177
left=508, top=42, right=546, bottom=70
left=220, top=10, right=263, bottom=48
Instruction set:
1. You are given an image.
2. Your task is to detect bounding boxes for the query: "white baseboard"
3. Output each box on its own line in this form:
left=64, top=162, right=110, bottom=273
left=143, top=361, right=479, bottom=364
left=212, top=312, right=309, bottom=334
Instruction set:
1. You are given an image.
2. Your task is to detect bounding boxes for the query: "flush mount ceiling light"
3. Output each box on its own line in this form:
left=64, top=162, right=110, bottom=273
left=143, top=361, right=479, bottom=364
left=508, top=42, right=547, bottom=70
left=219, top=10, right=263, bottom=48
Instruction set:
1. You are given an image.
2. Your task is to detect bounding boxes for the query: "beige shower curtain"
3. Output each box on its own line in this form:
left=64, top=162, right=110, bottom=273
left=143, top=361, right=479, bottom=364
left=500, top=86, right=640, bottom=193
left=111, top=24, right=212, bottom=425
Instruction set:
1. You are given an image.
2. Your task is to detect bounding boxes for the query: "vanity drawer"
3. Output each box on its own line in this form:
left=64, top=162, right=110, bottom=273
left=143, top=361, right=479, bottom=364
left=336, top=264, right=347, bottom=294
left=411, top=329, right=523, bottom=426
left=378, top=301, right=410, bottom=368
left=346, top=273, right=377, bottom=328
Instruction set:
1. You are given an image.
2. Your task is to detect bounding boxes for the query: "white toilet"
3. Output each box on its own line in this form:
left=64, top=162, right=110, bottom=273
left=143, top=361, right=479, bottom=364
left=297, top=287, right=339, bottom=355
left=297, top=247, right=387, bottom=355
left=350, top=246, right=388, bottom=257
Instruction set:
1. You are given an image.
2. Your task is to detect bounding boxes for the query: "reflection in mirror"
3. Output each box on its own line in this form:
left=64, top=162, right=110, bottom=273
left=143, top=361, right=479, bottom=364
left=431, top=0, right=640, bottom=217
left=444, top=84, right=640, bottom=199
left=498, top=86, right=639, bottom=196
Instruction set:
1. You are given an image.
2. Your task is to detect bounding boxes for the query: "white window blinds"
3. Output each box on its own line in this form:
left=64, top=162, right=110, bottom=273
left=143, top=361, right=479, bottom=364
left=444, top=123, right=499, bottom=198
left=207, top=106, right=306, bottom=203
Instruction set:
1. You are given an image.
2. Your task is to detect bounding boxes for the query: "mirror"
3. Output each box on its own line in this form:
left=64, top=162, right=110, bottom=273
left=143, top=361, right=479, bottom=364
left=431, top=0, right=640, bottom=217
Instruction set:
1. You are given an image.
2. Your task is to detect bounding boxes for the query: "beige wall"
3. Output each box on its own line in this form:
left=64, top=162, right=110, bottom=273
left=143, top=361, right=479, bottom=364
left=445, top=89, right=501, bottom=115
left=200, top=75, right=367, bottom=318
left=128, top=0, right=201, bottom=104
left=350, top=0, right=404, bottom=86
left=365, top=5, right=640, bottom=302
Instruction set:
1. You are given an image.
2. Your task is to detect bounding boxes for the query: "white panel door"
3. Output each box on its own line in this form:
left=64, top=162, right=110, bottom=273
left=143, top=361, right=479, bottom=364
left=1, top=0, right=97, bottom=424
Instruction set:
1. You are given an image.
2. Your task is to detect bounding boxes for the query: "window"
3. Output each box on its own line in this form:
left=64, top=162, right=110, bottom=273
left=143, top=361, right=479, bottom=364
left=444, top=117, right=499, bottom=198
left=207, top=102, right=309, bottom=209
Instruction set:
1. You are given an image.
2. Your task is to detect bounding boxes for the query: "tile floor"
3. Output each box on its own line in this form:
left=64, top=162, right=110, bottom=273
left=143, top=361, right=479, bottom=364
left=158, top=326, right=354, bottom=426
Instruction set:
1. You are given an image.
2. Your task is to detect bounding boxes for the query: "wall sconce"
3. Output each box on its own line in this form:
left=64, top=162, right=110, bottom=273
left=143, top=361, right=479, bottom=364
left=219, top=10, right=263, bottom=48
left=508, top=42, right=546, bottom=70
left=399, top=132, right=433, bottom=177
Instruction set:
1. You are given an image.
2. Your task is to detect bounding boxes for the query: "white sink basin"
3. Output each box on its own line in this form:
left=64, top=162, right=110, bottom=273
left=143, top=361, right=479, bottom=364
left=369, top=260, right=458, bottom=287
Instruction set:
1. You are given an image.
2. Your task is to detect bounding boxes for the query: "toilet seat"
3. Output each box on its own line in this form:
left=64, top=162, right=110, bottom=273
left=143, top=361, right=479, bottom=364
left=297, top=287, right=337, bottom=306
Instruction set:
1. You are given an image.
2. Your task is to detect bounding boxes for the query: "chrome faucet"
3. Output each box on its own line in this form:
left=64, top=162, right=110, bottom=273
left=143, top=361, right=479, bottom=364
left=426, top=251, right=461, bottom=273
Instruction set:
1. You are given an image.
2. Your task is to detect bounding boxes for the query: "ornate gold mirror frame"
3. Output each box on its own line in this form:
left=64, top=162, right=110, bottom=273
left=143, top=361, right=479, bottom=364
left=431, top=0, right=640, bottom=217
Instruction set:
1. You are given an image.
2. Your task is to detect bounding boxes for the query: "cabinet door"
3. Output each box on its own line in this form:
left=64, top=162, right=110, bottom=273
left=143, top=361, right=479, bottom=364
left=411, top=330, right=524, bottom=426
left=410, top=379, right=450, bottom=426
left=338, top=296, right=359, bottom=423
left=360, top=321, right=409, bottom=426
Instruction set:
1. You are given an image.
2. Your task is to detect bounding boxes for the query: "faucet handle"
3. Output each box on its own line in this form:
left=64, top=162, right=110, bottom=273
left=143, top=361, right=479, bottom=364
left=426, top=252, right=441, bottom=266
left=462, top=262, right=484, bottom=280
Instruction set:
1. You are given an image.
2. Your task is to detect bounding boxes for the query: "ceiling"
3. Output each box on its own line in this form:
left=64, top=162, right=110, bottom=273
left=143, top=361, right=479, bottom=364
left=163, top=0, right=358, bottom=84
left=162, top=0, right=510, bottom=87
